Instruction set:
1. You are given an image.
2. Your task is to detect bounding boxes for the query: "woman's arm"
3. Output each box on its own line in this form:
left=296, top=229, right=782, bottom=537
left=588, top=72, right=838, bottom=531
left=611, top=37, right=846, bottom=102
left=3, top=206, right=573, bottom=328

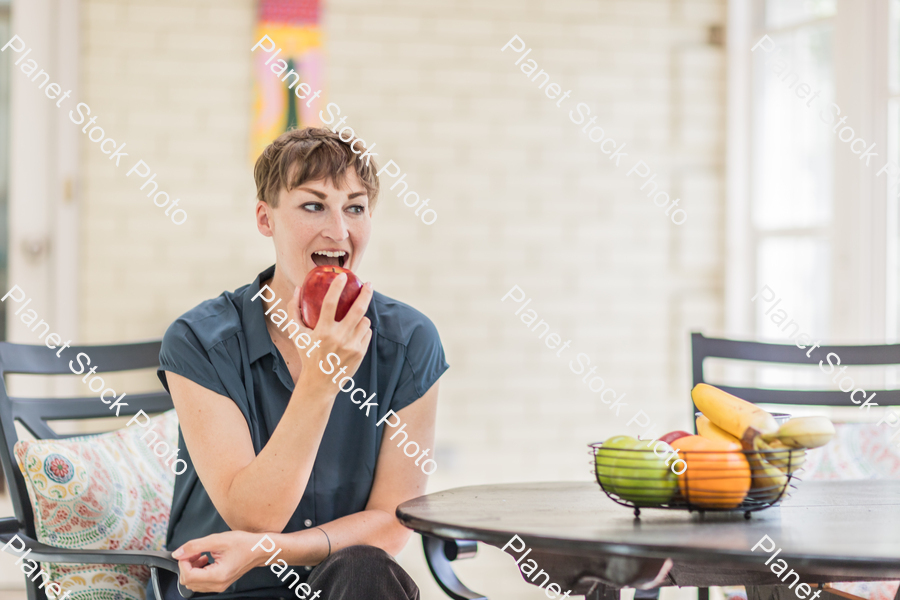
left=173, top=382, right=439, bottom=592
left=269, top=380, right=439, bottom=560
left=167, top=372, right=331, bottom=533
left=169, top=277, right=374, bottom=533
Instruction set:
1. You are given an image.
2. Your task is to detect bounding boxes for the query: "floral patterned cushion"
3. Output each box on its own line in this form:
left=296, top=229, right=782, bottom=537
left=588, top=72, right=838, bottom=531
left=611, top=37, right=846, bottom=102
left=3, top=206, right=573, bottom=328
left=801, top=423, right=900, bottom=480
left=14, top=410, right=178, bottom=600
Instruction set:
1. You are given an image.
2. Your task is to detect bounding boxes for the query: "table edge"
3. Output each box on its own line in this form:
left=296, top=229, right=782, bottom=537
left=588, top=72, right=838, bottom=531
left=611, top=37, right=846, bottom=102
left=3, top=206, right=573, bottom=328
left=396, top=481, right=900, bottom=577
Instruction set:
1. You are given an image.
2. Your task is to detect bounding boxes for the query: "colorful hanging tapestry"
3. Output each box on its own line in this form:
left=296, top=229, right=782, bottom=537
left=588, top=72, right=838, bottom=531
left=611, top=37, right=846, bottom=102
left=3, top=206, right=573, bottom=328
left=251, top=0, right=325, bottom=162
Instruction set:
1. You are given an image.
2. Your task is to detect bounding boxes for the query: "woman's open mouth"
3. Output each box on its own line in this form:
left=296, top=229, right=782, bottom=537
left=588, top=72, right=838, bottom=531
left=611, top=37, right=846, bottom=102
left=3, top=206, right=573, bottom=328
left=312, top=250, right=348, bottom=268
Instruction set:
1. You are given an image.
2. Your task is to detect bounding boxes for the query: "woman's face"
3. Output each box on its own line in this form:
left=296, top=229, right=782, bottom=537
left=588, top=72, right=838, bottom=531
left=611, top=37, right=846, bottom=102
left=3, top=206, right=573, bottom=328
left=256, top=169, right=372, bottom=286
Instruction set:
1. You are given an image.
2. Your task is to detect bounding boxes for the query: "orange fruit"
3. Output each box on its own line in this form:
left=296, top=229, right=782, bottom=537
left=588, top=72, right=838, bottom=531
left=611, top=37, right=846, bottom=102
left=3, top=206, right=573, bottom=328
left=671, top=435, right=751, bottom=509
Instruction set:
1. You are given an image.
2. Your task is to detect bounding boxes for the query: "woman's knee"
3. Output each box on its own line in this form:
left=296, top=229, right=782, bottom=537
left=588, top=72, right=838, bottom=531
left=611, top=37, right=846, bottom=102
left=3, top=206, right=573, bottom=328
left=325, top=544, right=396, bottom=568
left=309, top=545, right=419, bottom=599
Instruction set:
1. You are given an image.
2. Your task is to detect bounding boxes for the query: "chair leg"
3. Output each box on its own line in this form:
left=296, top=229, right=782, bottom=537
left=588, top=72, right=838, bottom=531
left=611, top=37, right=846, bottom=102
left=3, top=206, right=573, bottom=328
left=753, top=585, right=787, bottom=600
left=151, top=567, right=164, bottom=600
left=585, top=583, right=619, bottom=600
left=748, top=585, right=832, bottom=600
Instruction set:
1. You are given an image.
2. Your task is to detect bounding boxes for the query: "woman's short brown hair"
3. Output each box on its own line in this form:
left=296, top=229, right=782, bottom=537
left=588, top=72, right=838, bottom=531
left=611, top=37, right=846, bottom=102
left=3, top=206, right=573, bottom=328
left=253, top=127, right=380, bottom=208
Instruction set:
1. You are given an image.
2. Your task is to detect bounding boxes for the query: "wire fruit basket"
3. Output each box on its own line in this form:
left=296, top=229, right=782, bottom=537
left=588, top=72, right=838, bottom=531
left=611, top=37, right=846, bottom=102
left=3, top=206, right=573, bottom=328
left=589, top=440, right=803, bottom=519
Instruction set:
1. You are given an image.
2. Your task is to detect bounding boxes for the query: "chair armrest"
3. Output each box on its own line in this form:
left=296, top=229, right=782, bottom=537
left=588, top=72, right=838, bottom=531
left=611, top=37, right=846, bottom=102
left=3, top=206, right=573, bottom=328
left=0, top=517, right=21, bottom=535
left=0, top=530, right=179, bottom=572
left=0, top=528, right=194, bottom=599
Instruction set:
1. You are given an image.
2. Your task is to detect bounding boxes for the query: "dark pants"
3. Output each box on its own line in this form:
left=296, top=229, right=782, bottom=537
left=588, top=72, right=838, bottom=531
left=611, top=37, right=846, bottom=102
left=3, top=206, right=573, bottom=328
left=306, top=545, right=420, bottom=600
left=154, top=545, right=419, bottom=600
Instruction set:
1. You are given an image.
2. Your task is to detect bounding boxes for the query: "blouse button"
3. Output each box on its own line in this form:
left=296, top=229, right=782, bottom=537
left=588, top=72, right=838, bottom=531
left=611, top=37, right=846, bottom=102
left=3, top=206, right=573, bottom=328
left=304, top=519, right=313, bottom=527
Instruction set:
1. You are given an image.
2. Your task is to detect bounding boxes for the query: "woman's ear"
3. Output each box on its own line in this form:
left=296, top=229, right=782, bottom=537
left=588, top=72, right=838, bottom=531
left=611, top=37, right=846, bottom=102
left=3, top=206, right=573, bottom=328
left=256, top=201, right=274, bottom=237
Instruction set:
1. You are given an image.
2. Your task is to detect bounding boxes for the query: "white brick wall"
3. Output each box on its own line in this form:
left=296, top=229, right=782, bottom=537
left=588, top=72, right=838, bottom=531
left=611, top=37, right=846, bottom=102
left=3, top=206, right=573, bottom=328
left=75, top=0, right=726, bottom=598
left=80, top=0, right=268, bottom=342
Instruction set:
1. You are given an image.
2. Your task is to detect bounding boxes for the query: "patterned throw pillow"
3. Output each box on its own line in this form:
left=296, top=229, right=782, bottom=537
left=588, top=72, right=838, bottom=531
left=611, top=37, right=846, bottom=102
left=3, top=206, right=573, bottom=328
left=801, top=423, right=900, bottom=480
left=14, top=410, right=178, bottom=600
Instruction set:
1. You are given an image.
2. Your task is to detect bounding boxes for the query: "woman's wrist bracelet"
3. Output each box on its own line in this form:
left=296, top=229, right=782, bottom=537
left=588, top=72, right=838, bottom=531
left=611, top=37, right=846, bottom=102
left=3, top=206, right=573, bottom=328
left=315, top=526, right=331, bottom=559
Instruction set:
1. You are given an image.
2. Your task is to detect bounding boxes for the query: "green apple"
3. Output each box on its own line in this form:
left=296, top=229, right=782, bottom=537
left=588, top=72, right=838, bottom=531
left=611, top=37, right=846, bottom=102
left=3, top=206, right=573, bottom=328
left=595, top=435, right=639, bottom=495
left=612, top=438, right=678, bottom=506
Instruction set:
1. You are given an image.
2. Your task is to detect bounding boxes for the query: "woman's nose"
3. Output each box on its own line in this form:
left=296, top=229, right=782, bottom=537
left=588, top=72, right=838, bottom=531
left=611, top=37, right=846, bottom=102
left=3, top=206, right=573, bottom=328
left=323, top=210, right=349, bottom=241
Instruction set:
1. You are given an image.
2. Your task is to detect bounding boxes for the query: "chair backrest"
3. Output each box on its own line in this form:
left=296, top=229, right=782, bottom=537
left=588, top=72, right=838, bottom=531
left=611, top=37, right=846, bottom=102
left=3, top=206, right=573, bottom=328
left=0, top=340, right=173, bottom=564
left=690, top=332, right=900, bottom=409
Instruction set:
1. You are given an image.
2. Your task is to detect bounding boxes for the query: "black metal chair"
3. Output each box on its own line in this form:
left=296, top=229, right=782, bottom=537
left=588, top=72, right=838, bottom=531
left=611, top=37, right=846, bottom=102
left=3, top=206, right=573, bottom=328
left=0, top=340, right=483, bottom=600
left=691, top=331, right=900, bottom=410
left=0, top=340, right=183, bottom=600
left=690, top=332, right=900, bottom=600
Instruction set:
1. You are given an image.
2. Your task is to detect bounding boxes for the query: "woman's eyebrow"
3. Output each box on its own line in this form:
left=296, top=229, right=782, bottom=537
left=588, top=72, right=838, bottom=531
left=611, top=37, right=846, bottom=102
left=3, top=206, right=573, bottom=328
left=296, top=188, right=366, bottom=200
left=297, top=187, right=327, bottom=199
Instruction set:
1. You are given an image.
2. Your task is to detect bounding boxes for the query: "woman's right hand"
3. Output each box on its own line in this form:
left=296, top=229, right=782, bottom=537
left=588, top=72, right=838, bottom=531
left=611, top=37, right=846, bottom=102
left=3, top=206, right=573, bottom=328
left=173, top=531, right=269, bottom=593
left=288, top=274, right=374, bottom=394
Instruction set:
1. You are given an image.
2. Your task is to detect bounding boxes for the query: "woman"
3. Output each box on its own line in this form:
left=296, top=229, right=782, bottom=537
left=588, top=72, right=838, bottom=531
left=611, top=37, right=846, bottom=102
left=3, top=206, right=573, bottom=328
left=152, top=127, right=447, bottom=600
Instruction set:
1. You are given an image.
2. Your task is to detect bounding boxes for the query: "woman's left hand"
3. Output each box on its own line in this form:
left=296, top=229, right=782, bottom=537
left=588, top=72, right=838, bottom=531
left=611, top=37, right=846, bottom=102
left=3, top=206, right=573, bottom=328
left=172, top=530, right=272, bottom=593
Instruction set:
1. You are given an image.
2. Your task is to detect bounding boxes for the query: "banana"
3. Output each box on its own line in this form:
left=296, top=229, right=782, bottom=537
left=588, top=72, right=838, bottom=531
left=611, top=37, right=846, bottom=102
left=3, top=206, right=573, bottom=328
left=696, top=414, right=741, bottom=444
left=762, top=416, right=835, bottom=449
left=743, top=435, right=789, bottom=503
left=760, top=438, right=806, bottom=474
left=691, top=384, right=779, bottom=439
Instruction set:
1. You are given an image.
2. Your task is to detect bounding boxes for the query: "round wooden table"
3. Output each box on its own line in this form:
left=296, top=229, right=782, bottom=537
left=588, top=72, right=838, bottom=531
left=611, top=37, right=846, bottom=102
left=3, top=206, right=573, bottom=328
left=397, top=480, right=900, bottom=600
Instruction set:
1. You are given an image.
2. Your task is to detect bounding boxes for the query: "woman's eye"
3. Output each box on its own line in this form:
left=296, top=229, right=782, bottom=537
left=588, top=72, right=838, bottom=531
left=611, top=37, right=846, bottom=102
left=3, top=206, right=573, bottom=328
left=347, top=205, right=365, bottom=214
left=302, top=202, right=324, bottom=212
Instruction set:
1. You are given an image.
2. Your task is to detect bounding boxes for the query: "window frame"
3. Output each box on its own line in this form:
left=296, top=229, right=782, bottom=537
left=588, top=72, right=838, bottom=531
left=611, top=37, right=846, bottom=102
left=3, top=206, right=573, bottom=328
left=727, top=0, right=892, bottom=344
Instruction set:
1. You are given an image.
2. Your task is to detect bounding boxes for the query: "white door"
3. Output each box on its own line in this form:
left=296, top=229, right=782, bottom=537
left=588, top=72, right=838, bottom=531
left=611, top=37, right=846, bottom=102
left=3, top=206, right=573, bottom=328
left=7, top=0, right=79, bottom=348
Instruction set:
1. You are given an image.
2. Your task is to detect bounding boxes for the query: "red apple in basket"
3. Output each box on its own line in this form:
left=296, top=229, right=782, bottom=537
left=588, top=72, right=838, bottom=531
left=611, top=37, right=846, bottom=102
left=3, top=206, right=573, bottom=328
left=300, top=266, right=364, bottom=329
left=658, top=430, right=692, bottom=445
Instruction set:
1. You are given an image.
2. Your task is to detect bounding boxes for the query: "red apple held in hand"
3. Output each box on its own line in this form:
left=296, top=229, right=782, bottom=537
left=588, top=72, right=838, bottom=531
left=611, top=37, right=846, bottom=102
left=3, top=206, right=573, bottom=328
left=300, top=266, right=365, bottom=329
left=658, top=430, right=692, bottom=445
